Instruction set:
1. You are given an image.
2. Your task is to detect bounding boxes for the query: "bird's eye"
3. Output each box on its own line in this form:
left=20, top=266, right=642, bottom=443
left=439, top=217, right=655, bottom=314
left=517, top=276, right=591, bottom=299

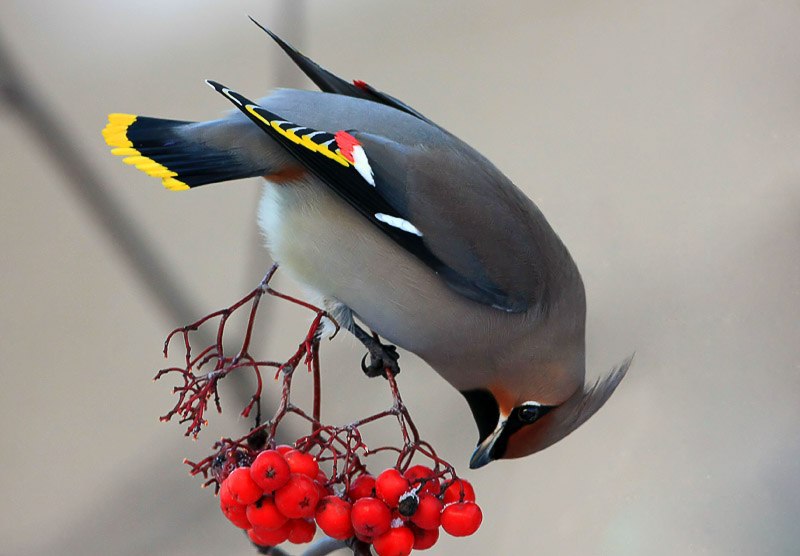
left=517, top=404, right=542, bottom=423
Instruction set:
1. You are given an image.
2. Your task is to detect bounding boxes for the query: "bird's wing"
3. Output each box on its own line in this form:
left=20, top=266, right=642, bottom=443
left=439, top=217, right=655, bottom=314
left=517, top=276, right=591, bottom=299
left=250, top=17, right=436, bottom=126
left=208, top=81, right=540, bottom=312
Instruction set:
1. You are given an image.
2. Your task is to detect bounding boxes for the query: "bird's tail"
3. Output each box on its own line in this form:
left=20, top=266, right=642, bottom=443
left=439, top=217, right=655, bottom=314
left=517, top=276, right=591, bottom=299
left=102, top=113, right=267, bottom=190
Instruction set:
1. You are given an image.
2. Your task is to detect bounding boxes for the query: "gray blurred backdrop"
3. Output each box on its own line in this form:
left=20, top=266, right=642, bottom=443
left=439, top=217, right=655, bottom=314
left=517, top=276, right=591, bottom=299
left=2, top=1, right=799, bottom=555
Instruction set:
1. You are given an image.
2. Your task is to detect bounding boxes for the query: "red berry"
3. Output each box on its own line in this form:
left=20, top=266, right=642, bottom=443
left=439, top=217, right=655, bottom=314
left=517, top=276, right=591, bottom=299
left=224, top=467, right=262, bottom=505
left=375, top=468, right=411, bottom=508
left=351, top=497, right=392, bottom=538
left=315, top=483, right=329, bottom=504
left=250, top=450, right=291, bottom=493
left=442, top=478, right=476, bottom=504
left=246, top=496, right=288, bottom=530
left=348, top=474, right=376, bottom=501
left=274, top=474, right=321, bottom=519
left=315, top=495, right=355, bottom=540
left=219, top=482, right=237, bottom=508
left=275, top=444, right=293, bottom=456
left=248, top=522, right=291, bottom=546
left=404, top=465, right=439, bottom=496
left=441, top=501, right=482, bottom=537
left=287, top=518, right=316, bottom=544
left=355, top=531, right=374, bottom=544
left=314, top=471, right=331, bottom=500
left=410, top=494, right=442, bottom=530
left=220, top=498, right=251, bottom=529
left=284, top=449, right=320, bottom=479
left=373, top=526, right=415, bottom=556
left=410, top=524, right=439, bottom=550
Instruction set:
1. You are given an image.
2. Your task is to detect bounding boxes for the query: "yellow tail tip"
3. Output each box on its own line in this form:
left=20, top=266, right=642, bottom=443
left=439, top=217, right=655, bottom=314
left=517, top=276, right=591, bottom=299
left=104, top=114, right=190, bottom=191
left=103, top=113, right=137, bottom=148
left=163, top=177, right=190, bottom=191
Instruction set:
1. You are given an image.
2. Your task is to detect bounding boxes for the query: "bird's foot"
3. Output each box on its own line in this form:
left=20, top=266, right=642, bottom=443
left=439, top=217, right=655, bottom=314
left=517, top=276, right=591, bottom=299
left=350, top=322, right=401, bottom=379
left=360, top=340, right=400, bottom=379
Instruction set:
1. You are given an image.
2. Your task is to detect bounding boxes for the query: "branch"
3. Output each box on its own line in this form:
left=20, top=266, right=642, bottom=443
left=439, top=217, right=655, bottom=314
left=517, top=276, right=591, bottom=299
left=301, top=538, right=348, bottom=556
left=0, top=33, right=197, bottom=326
left=253, top=537, right=363, bottom=556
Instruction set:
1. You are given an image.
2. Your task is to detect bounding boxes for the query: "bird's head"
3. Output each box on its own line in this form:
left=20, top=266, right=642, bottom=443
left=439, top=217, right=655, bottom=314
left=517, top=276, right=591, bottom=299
left=464, top=355, right=633, bottom=468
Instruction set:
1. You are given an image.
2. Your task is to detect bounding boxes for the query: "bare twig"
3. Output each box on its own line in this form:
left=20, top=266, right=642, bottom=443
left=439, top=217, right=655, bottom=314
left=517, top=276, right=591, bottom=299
left=301, top=537, right=348, bottom=556
left=254, top=543, right=292, bottom=556
left=254, top=537, right=355, bottom=556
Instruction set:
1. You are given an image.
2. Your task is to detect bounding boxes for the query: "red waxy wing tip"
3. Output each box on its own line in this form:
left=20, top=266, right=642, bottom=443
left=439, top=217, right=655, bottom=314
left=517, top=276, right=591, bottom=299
left=334, top=130, right=361, bottom=164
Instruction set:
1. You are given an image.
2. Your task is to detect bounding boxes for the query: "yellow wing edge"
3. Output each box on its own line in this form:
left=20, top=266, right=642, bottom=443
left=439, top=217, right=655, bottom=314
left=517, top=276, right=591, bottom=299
left=243, top=104, right=351, bottom=167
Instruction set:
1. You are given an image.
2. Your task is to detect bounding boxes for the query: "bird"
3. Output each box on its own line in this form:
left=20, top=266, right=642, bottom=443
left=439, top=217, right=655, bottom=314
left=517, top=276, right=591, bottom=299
left=102, top=19, right=632, bottom=469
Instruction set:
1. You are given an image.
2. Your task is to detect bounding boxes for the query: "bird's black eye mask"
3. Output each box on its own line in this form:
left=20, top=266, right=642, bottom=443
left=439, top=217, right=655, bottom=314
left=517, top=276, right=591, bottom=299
left=512, top=402, right=555, bottom=426
left=462, top=390, right=555, bottom=459
left=493, top=403, right=556, bottom=459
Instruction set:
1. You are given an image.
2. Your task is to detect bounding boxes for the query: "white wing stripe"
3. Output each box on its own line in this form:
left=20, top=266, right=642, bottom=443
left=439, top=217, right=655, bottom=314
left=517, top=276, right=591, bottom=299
left=375, top=213, right=423, bottom=237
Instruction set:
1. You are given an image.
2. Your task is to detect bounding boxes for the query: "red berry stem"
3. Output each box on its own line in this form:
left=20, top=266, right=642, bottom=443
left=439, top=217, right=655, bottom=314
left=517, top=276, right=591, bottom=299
left=311, top=344, right=322, bottom=434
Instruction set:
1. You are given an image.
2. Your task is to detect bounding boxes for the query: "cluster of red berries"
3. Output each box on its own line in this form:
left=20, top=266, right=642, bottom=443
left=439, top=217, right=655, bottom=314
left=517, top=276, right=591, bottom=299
left=218, top=446, right=482, bottom=555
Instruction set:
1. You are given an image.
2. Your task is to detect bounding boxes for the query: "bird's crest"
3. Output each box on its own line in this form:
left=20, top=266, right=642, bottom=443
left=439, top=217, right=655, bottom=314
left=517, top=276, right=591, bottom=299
left=563, top=354, right=634, bottom=435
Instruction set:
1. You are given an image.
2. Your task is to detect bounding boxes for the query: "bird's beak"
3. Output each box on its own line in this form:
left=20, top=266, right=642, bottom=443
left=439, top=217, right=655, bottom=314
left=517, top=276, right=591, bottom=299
left=469, top=420, right=507, bottom=469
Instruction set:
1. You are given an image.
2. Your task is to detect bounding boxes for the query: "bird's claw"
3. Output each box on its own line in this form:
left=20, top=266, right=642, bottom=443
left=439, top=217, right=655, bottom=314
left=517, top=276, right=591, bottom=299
left=360, top=343, right=400, bottom=378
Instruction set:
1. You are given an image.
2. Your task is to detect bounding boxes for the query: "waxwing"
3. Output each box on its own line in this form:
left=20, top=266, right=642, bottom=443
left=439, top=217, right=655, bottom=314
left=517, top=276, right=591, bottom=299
left=102, top=19, right=633, bottom=468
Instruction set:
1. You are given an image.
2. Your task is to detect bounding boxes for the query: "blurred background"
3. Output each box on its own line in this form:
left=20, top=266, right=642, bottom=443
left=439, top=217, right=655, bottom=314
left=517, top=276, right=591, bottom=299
left=2, top=1, right=799, bottom=554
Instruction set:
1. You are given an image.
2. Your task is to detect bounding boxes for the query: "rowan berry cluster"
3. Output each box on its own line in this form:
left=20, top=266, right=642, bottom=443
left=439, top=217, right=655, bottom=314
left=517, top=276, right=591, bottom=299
left=157, top=266, right=484, bottom=554
left=219, top=446, right=482, bottom=555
